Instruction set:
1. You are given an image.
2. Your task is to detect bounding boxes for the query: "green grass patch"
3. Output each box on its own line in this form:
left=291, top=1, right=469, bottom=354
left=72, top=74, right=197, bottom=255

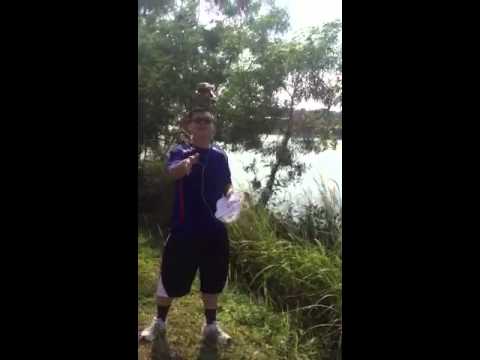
left=138, top=235, right=322, bottom=359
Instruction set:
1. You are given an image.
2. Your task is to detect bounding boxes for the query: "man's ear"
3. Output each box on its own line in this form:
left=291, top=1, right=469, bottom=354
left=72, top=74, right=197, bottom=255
left=180, top=113, right=192, bottom=134
left=211, top=124, right=216, bottom=139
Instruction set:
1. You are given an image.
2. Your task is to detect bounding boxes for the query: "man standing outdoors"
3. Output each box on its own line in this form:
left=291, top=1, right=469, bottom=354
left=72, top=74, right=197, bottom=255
left=141, top=83, right=233, bottom=353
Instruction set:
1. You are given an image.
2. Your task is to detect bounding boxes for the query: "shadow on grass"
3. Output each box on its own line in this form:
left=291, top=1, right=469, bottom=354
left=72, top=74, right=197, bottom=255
left=197, top=340, right=219, bottom=360
left=142, top=335, right=186, bottom=360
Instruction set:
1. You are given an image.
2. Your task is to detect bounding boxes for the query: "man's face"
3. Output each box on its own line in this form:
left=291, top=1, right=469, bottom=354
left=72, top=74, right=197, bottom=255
left=188, top=111, right=215, bottom=139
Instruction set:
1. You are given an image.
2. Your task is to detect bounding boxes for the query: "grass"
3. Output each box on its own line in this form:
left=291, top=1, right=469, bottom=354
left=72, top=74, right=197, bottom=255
left=276, top=179, right=342, bottom=253
left=228, top=204, right=342, bottom=359
left=138, top=235, right=321, bottom=360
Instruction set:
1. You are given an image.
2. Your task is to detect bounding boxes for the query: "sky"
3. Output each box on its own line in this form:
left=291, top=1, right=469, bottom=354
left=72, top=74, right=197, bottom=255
left=199, top=0, right=342, bottom=111
left=274, top=0, right=342, bottom=110
left=200, top=0, right=342, bottom=37
left=275, top=0, right=342, bottom=38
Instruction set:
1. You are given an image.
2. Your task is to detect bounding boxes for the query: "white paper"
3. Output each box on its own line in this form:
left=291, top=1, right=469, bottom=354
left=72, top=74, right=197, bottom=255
left=215, top=192, right=243, bottom=223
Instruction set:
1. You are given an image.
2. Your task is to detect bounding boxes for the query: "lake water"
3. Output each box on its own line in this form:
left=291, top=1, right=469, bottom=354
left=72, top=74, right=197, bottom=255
left=226, top=138, right=342, bottom=209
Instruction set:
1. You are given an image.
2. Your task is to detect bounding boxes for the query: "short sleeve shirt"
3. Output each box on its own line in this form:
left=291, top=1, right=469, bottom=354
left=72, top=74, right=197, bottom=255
left=167, top=143, right=232, bottom=231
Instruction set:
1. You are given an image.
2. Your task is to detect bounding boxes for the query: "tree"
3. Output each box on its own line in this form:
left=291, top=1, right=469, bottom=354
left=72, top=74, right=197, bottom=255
left=138, top=0, right=175, bottom=16
left=214, top=20, right=342, bottom=206
left=138, top=0, right=342, bottom=208
left=258, top=22, right=342, bottom=206
left=138, top=0, right=287, bottom=161
left=138, top=0, right=240, bottom=159
left=213, top=0, right=250, bottom=14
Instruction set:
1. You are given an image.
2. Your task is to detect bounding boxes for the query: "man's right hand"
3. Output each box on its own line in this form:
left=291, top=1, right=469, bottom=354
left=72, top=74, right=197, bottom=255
left=182, top=153, right=200, bottom=176
left=168, top=153, right=200, bottom=179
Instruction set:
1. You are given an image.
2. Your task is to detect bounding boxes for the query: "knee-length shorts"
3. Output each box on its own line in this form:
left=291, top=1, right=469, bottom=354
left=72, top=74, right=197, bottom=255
left=156, top=225, right=229, bottom=298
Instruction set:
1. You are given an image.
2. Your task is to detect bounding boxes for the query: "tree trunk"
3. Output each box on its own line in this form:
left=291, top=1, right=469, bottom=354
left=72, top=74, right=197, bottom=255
left=143, top=145, right=149, bottom=161
left=259, top=94, right=296, bottom=207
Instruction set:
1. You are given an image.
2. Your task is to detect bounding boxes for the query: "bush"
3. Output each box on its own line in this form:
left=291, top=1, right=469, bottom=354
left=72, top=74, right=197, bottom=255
left=138, top=159, right=175, bottom=241
left=138, top=233, right=161, bottom=300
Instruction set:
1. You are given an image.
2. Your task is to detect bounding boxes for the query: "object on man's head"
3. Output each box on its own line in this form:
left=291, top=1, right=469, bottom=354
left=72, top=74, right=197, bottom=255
left=191, top=82, right=216, bottom=113
left=196, top=82, right=215, bottom=97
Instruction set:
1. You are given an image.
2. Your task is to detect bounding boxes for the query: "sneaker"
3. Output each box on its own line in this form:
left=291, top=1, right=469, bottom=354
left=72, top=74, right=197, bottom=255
left=201, top=321, right=232, bottom=346
left=140, top=317, right=166, bottom=342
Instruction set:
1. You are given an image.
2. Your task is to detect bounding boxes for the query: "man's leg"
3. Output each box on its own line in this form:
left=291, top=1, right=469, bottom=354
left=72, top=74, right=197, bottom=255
left=140, top=278, right=172, bottom=342
left=200, top=292, right=231, bottom=345
left=156, top=274, right=173, bottom=322
left=199, top=226, right=231, bottom=345
left=150, top=296, right=173, bottom=359
left=156, top=229, right=198, bottom=320
left=201, top=293, right=218, bottom=324
left=142, top=230, right=196, bottom=342
left=156, top=297, right=172, bottom=321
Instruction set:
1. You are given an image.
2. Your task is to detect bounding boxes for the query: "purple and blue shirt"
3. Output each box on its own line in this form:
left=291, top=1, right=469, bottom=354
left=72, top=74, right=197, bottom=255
left=167, top=143, right=232, bottom=231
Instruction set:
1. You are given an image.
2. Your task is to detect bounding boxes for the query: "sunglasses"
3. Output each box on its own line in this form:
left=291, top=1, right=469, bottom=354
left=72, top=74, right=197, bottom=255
left=191, top=117, right=213, bottom=124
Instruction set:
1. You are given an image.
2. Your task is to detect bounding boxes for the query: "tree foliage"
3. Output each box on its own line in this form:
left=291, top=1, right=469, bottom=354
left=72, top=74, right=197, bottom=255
left=138, top=0, right=342, bottom=206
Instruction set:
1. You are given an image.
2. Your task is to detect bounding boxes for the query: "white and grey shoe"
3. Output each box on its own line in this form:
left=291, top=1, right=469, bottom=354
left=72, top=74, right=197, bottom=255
left=140, top=317, right=166, bottom=342
left=201, top=321, right=232, bottom=346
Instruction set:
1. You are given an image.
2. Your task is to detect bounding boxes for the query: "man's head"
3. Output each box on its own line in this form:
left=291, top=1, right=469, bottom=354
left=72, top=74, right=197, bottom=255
left=180, top=82, right=217, bottom=144
left=185, top=110, right=215, bottom=141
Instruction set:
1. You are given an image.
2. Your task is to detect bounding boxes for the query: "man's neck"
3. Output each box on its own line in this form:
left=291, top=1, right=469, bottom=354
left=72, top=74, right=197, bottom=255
left=191, top=137, right=211, bottom=149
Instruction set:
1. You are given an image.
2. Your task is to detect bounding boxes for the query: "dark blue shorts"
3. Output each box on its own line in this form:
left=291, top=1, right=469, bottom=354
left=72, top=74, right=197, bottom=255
left=159, top=224, right=229, bottom=298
